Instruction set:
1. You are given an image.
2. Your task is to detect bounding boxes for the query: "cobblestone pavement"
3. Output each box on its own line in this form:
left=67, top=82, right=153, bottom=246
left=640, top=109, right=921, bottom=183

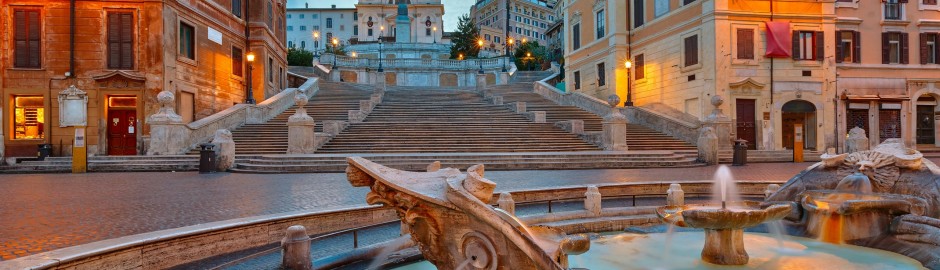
left=0, top=162, right=818, bottom=260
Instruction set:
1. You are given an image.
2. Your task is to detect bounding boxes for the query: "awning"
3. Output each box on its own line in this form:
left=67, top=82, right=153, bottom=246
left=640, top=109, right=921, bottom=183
left=765, top=21, right=791, bottom=58
left=838, top=78, right=908, bottom=98
left=842, top=94, right=910, bottom=101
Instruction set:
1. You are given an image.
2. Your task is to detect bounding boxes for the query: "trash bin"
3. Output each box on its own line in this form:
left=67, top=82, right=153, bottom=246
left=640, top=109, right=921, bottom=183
left=732, top=140, right=748, bottom=166
left=37, top=144, right=53, bottom=161
left=198, top=143, right=217, bottom=174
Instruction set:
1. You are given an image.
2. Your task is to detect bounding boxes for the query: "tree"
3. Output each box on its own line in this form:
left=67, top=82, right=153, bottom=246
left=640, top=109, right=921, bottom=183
left=513, top=41, right=548, bottom=71
left=287, top=47, right=314, bottom=67
left=450, top=14, right=481, bottom=59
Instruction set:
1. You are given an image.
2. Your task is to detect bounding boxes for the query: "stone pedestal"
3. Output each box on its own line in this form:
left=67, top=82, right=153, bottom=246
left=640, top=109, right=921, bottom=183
left=499, top=72, right=510, bottom=85
left=492, top=96, right=503, bottom=105
left=375, top=71, right=386, bottom=92
left=212, top=129, right=235, bottom=171
left=281, top=225, right=313, bottom=270
left=698, top=127, right=719, bottom=165
left=147, top=90, right=190, bottom=155
left=584, top=186, right=602, bottom=216
left=287, top=94, right=317, bottom=154
left=360, top=100, right=373, bottom=114
left=570, top=120, right=584, bottom=135
left=331, top=68, right=341, bottom=82
left=666, top=184, right=685, bottom=206
left=846, top=127, right=870, bottom=153
left=603, top=113, right=628, bottom=151
left=322, top=120, right=347, bottom=136
left=514, top=102, right=527, bottom=113
left=0, top=108, right=4, bottom=165
left=497, top=192, right=515, bottom=215
left=531, top=111, right=546, bottom=123
left=476, top=73, right=488, bottom=91
left=701, top=228, right=748, bottom=265
left=704, top=95, right=733, bottom=150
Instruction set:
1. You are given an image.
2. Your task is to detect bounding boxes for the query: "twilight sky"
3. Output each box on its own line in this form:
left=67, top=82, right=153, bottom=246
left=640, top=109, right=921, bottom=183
left=287, top=0, right=472, bottom=32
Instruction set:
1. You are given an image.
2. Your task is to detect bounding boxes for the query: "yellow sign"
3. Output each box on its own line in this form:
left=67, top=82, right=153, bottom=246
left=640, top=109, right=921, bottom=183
left=72, top=127, right=87, bottom=173
left=793, top=124, right=804, bottom=163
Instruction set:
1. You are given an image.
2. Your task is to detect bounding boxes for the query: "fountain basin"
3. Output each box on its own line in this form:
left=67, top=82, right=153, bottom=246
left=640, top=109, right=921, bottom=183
left=393, top=232, right=926, bottom=270
left=800, top=190, right=928, bottom=244
left=656, top=201, right=791, bottom=265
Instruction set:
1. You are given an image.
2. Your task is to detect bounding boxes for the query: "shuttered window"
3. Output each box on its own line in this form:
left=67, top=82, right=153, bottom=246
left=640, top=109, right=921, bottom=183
left=684, top=35, right=699, bottom=66
left=836, top=31, right=861, bottom=63
left=633, top=0, right=644, bottom=28
left=179, top=22, right=195, bottom=60
left=921, top=33, right=938, bottom=65
left=597, top=63, right=606, bottom=87
left=232, top=0, right=242, bottom=18
left=108, top=12, right=134, bottom=70
left=792, top=31, right=824, bottom=61
left=572, top=23, right=581, bottom=50
left=574, top=71, right=581, bottom=90
left=635, top=54, right=645, bottom=80
left=882, top=32, right=909, bottom=64
left=14, top=9, right=41, bottom=69
left=736, top=29, right=754, bottom=60
left=232, top=47, right=243, bottom=77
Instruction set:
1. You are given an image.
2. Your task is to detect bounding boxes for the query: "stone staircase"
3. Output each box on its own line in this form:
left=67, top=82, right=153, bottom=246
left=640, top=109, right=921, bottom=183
left=484, top=82, right=697, bottom=152
left=188, top=82, right=375, bottom=155
left=718, top=149, right=823, bottom=163
left=510, top=70, right=555, bottom=83
left=0, top=156, right=218, bottom=173
left=316, top=89, right=600, bottom=153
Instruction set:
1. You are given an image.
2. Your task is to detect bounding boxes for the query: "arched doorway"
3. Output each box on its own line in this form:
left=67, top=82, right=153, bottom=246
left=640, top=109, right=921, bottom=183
left=782, top=100, right=816, bottom=150
left=916, top=95, right=936, bottom=145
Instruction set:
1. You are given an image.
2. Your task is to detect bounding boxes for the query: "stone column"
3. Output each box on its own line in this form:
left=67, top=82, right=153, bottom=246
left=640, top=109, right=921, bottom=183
left=213, top=129, right=235, bottom=171
left=375, top=71, right=386, bottom=92
left=703, top=95, right=733, bottom=150
left=476, top=73, right=488, bottom=91
left=147, top=90, right=190, bottom=155
left=287, top=93, right=317, bottom=154
left=603, top=95, right=628, bottom=151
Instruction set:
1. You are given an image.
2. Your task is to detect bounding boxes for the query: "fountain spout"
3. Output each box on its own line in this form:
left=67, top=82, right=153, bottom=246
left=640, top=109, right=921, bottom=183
left=835, top=171, right=873, bottom=194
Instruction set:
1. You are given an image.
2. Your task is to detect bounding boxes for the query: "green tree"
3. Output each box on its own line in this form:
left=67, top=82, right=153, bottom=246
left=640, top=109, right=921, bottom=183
left=287, top=47, right=314, bottom=67
left=450, top=14, right=481, bottom=59
left=513, top=41, right=547, bottom=71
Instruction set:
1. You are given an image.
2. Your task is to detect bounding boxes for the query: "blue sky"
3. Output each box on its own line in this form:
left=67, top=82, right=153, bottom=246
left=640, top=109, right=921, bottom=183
left=287, top=0, right=472, bottom=32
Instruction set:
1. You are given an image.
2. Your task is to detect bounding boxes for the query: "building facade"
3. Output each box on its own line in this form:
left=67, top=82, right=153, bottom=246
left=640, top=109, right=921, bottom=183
left=355, top=0, right=444, bottom=44
left=285, top=5, right=357, bottom=51
left=1, top=0, right=287, bottom=157
left=471, top=0, right=556, bottom=57
left=562, top=0, right=629, bottom=101
left=833, top=0, right=940, bottom=149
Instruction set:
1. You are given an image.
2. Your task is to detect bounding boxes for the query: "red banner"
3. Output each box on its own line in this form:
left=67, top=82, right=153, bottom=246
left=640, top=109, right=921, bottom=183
left=765, top=21, right=791, bottom=58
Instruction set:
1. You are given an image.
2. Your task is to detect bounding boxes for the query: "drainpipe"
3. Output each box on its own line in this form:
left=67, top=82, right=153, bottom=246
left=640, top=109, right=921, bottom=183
left=69, top=0, right=76, bottom=77
left=769, top=0, right=774, bottom=107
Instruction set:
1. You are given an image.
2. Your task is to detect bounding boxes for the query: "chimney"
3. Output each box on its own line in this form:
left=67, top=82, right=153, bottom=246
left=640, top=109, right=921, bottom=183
left=305, top=2, right=308, bottom=8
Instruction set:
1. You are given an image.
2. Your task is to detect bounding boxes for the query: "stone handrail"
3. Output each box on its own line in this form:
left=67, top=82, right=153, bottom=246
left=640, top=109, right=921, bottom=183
left=345, top=42, right=451, bottom=53
left=175, top=77, right=319, bottom=154
left=624, top=105, right=701, bottom=145
left=322, top=53, right=510, bottom=70
left=533, top=81, right=611, bottom=117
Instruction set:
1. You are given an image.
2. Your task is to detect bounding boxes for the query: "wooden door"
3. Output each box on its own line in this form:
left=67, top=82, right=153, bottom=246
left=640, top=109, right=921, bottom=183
left=107, top=109, right=137, bottom=155
left=735, top=99, right=757, bottom=150
left=917, top=105, right=935, bottom=144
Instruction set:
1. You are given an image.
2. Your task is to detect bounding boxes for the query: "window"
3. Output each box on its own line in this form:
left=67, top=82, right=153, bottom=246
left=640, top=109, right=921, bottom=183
left=683, top=0, right=697, bottom=4
left=299, top=14, right=304, bottom=19
left=837, top=31, right=861, bottom=63
left=883, top=32, right=909, bottom=64
left=633, top=0, right=644, bottom=28
left=655, top=0, right=670, bottom=17
left=13, top=96, right=44, bottom=140
left=368, top=28, right=373, bottom=36
left=684, top=35, right=699, bottom=66
left=232, top=0, right=242, bottom=18
left=635, top=54, right=645, bottom=80
left=232, top=47, right=243, bottom=77
left=107, top=12, right=134, bottom=70
left=13, top=9, right=41, bottom=68
left=597, top=63, right=606, bottom=87
left=326, top=32, right=333, bottom=42
left=354, top=12, right=357, bottom=21
left=300, top=41, right=305, bottom=48
left=885, top=0, right=902, bottom=20
left=926, top=0, right=938, bottom=4
left=354, top=25, right=359, bottom=35
left=312, top=14, right=318, bottom=19
left=921, top=33, right=938, bottom=64
left=287, top=14, right=291, bottom=19
left=266, top=1, right=273, bottom=26
left=574, top=71, right=581, bottom=90
left=326, top=18, right=333, bottom=28
left=792, top=31, right=823, bottom=61
left=179, top=22, right=195, bottom=60
left=268, top=58, right=274, bottom=83
left=736, top=29, right=754, bottom=60
left=595, top=10, right=605, bottom=39
left=572, top=23, right=581, bottom=50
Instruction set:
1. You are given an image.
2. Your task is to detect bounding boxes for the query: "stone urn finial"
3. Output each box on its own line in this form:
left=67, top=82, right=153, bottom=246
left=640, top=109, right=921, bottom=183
left=607, top=95, right=621, bottom=108
left=148, top=90, right=183, bottom=123
left=294, top=93, right=308, bottom=107
left=707, top=95, right=727, bottom=120
left=711, top=95, right=724, bottom=107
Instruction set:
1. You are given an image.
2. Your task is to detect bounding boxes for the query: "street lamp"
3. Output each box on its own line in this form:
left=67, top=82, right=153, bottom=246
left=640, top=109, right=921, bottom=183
left=245, top=52, right=256, bottom=104
left=432, top=26, right=438, bottom=44
left=477, top=39, right=485, bottom=74
left=312, top=31, right=320, bottom=58
left=331, top=37, right=339, bottom=70
left=378, top=31, right=384, bottom=72
left=624, top=60, right=633, bottom=107
left=507, top=37, right=514, bottom=68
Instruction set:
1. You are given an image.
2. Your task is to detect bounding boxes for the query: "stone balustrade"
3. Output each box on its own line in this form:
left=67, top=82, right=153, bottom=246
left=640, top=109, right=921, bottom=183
left=148, top=77, right=319, bottom=155
left=344, top=42, right=452, bottom=54
left=323, top=53, right=510, bottom=71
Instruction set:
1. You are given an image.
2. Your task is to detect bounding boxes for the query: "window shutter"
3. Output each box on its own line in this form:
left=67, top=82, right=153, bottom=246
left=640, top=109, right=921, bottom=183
left=882, top=32, right=890, bottom=64
left=936, top=33, right=940, bottom=62
left=27, top=10, right=41, bottom=68
left=792, top=31, right=800, bottom=60
left=901, top=32, right=910, bottom=64
left=14, top=10, right=28, bottom=68
left=121, top=13, right=134, bottom=69
left=835, top=31, right=843, bottom=63
left=108, top=13, right=120, bottom=69
left=899, top=0, right=908, bottom=3
left=815, top=31, right=825, bottom=61
left=922, top=33, right=930, bottom=65
left=854, top=31, right=861, bottom=63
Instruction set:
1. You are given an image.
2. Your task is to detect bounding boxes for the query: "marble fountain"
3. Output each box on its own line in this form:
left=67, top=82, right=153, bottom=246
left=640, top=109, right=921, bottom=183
left=340, top=139, right=939, bottom=270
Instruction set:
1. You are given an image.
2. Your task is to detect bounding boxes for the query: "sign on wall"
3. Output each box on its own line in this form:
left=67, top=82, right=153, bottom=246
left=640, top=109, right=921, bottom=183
left=58, top=85, right=88, bottom=127
left=208, top=27, right=223, bottom=45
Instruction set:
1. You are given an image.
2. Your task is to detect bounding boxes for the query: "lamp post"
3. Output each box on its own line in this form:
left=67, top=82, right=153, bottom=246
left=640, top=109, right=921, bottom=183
left=432, top=26, right=438, bottom=44
left=624, top=60, right=633, bottom=107
left=378, top=31, right=384, bottom=72
left=331, top=38, right=339, bottom=70
left=507, top=37, right=514, bottom=69
left=312, top=31, right=320, bottom=58
left=477, top=39, right=485, bottom=74
left=245, top=52, right=256, bottom=104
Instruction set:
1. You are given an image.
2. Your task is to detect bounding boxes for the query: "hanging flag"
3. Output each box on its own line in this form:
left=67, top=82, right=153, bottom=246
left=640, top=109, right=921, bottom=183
left=765, top=21, right=791, bottom=58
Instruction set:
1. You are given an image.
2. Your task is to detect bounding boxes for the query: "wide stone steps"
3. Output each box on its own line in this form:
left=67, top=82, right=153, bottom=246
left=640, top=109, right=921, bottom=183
left=0, top=156, right=218, bottom=173
left=230, top=151, right=701, bottom=173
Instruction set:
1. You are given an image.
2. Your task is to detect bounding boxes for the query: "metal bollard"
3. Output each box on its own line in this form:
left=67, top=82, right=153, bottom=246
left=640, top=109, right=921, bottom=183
left=281, top=225, right=313, bottom=270
left=198, top=143, right=216, bottom=174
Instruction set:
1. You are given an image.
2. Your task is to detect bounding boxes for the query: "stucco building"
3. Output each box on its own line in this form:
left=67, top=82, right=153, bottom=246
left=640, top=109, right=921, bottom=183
left=471, top=0, right=557, bottom=57
left=1, top=0, right=287, bottom=157
left=355, top=0, right=444, bottom=44
left=285, top=5, right=357, bottom=51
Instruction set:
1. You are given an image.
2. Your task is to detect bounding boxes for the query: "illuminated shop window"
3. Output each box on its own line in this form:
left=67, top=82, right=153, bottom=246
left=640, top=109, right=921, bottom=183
left=13, top=96, right=44, bottom=140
